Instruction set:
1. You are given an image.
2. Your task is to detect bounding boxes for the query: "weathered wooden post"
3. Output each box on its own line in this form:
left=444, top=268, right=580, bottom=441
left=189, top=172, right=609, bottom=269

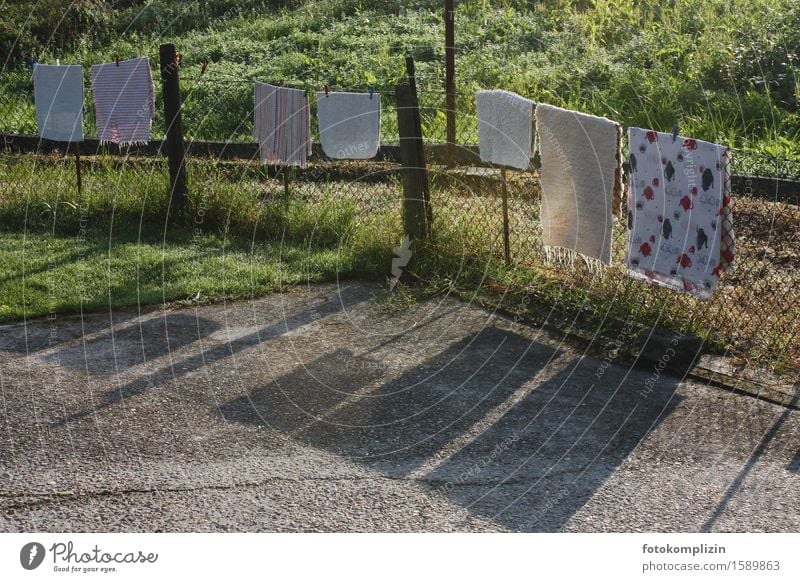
left=159, top=43, right=188, bottom=221
left=396, top=56, right=431, bottom=241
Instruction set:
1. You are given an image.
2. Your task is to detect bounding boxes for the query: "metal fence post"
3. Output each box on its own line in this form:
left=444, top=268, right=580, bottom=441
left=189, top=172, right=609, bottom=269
left=159, top=43, right=188, bottom=222
left=500, top=167, right=511, bottom=266
left=444, top=0, right=456, bottom=167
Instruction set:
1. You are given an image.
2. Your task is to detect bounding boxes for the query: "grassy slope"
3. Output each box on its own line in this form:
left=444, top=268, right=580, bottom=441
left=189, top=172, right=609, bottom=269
left=1, top=0, right=798, bottom=154
left=0, top=1, right=797, bottom=373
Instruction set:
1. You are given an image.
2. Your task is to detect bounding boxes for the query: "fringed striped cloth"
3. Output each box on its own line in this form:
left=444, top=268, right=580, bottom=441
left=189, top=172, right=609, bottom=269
left=254, top=83, right=312, bottom=167
left=89, top=57, right=155, bottom=147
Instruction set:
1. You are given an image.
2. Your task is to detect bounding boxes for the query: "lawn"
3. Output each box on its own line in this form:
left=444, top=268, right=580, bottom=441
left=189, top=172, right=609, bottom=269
left=0, top=226, right=354, bottom=321
left=1, top=151, right=797, bottom=376
left=0, top=1, right=798, bottom=376
left=0, top=153, right=400, bottom=321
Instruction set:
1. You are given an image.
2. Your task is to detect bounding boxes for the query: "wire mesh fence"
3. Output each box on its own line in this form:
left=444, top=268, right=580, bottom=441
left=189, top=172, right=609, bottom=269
left=416, top=95, right=800, bottom=381
left=0, top=65, right=798, bottom=382
left=429, top=161, right=800, bottom=379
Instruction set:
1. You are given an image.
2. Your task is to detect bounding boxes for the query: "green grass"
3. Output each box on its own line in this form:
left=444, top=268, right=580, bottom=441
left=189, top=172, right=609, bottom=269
left=410, top=174, right=800, bottom=376
left=1, top=151, right=797, bottom=376
left=0, top=153, right=400, bottom=320
left=0, top=226, right=342, bottom=320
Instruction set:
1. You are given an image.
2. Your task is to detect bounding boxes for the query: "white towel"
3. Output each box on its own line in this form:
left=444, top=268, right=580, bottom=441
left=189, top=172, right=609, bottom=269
left=89, top=57, right=155, bottom=146
left=626, top=128, right=733, bottom=299
left=475, top=90, right=534, bottom=170
left=254, top=83, right=312, bottom=167
left=316, top=91, right=381, bottom=159
left=33, top=64, right=84, bottom=142
left=536, top=103, right=623, bottom=267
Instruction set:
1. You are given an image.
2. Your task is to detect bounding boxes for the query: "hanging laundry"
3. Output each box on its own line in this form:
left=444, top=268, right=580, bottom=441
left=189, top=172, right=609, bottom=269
left=475, top=90, right=535, bottom=170
left=626, top=128, right=734, bottom=300
left=254, top=83, right=312, bottom=167
left=89, top=57, right=155, bottom=146
left=316, top=91, right=381, bottom=159
left=33, top=64, right=84, bottom=142
left=536, top=103, right=623, bottom=267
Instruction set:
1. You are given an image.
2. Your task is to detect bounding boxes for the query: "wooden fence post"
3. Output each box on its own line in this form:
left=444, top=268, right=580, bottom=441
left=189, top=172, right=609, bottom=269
left=396, top=78, right=430, bottom=242
left=404, top=56, right=432, bottom=230
left=159, top=43, right=188, bottom=221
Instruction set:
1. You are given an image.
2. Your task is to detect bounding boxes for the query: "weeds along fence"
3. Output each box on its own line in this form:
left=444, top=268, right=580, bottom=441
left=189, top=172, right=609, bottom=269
left=1, top=58, right=799, bottom=383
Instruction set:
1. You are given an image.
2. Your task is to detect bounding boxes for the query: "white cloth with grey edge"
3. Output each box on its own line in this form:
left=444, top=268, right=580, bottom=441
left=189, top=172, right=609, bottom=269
left=33, top=64, right=84, bottom=142
left=316, top=91, right=381, bottom=159
left=475, top=89, right=534, bottom=170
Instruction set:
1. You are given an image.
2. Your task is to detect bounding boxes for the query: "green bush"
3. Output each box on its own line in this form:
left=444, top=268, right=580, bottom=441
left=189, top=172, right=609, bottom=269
left=1, top=0, right=798, bottom=156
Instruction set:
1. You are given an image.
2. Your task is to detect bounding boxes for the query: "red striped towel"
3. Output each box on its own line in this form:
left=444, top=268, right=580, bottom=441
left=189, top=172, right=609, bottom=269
left=90, top=57, right=155, bottom=146
left=254, top=83, right=312, bottom=167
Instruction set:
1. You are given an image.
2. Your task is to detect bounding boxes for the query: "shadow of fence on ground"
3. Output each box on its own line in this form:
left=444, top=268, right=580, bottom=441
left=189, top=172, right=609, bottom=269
left=219, top=324, right=683, bottom=531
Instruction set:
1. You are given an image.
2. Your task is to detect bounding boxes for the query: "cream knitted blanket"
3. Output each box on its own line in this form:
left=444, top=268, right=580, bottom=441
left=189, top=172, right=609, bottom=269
left=536, top=103, right=623, bottom=267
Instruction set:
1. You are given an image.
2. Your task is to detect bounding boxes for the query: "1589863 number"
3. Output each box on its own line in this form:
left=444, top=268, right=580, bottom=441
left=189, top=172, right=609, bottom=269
left=736, top=560, right=780, bottom=571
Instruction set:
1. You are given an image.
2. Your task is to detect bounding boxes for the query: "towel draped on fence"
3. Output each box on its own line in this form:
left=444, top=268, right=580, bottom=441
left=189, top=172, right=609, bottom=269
left=535, top=103, right=623, bottom=267
left=254, top=83, right=312, bottom=167
left=475, top=90, right=535, bottom=171
left=316, top=91, right=381, bottom=160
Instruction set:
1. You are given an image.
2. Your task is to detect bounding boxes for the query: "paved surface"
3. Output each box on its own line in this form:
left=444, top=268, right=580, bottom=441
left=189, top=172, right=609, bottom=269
left=0, top=282, right=797, bottom=532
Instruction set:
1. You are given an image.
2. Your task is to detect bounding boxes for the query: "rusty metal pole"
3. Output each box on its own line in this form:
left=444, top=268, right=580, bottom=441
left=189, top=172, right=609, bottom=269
left=444, top=0, right=456, bottom=166
left=500, top=168, right=511, bottom=266
left=74, top=141, right=82, bottom=195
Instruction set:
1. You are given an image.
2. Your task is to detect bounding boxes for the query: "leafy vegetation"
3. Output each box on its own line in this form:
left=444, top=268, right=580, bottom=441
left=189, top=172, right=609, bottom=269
left=0, top=1, right=797, bottom=375
left=1, top=0, right=798, bottom=155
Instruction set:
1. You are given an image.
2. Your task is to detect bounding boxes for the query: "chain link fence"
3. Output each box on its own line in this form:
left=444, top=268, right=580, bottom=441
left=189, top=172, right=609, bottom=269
left=1, top=65, right=798, bottom=381
left=415, top=95, right=800, bottom=382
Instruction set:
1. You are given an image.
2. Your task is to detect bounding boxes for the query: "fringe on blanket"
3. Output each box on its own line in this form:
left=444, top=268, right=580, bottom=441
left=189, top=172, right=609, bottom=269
left=99, top=139, right=150, bottom=148
left=612, top=124, right=625, bottom=219
left=544, top=245, right=608, bottom=278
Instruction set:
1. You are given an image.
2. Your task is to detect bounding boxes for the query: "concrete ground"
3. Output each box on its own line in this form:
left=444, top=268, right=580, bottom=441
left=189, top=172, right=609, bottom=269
left=0, top=281, right=797, bottom=532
